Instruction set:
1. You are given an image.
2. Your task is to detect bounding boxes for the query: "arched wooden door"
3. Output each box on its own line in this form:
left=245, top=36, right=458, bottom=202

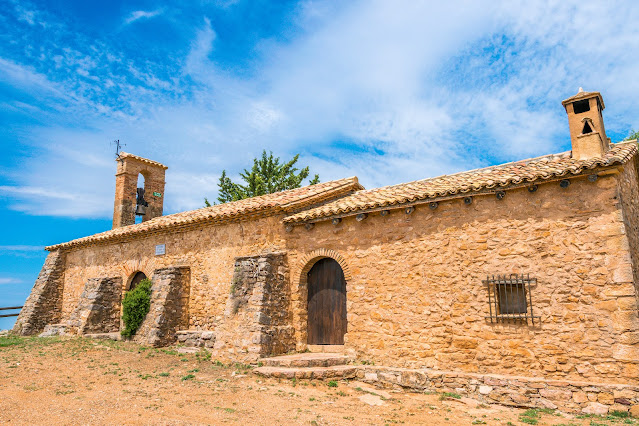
left=307, top=258, right=347, bottom=345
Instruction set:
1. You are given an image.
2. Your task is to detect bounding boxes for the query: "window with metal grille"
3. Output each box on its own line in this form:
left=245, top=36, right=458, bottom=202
left=484, top=274, right=539, bottom=325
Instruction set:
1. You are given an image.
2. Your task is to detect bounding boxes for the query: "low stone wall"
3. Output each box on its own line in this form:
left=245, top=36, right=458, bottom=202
left=66, top=277, right=122, bottom=334
left=134, top=267, right=190, bottom=347
left=176, top=330, right=215, bottom=348
left=359, top=366, right=639, bottom=415
left=13, top=251, right=66, bottom=336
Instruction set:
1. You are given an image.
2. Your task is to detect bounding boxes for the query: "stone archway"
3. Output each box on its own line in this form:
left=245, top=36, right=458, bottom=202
left=119, top=259, right=155, bottom=294
left=292, top=249, right=352, bottom=349
left=120, top=269, right=151, bottom=332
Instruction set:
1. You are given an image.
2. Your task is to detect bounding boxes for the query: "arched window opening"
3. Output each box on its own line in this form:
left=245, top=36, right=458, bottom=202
left=582, top=120, right=594, bottom=134
left=135, top=173, right=146, bottom=224
left=129, top=271, right=147, bottom=291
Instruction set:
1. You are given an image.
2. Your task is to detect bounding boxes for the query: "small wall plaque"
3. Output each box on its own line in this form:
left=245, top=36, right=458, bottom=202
left=155, top=244, right=166, bottom=256
left=153, top=192, right=162, bottom=197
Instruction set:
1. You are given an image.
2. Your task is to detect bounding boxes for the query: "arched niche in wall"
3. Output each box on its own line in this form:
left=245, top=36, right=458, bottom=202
left=128, top=271, right=147, bottom=291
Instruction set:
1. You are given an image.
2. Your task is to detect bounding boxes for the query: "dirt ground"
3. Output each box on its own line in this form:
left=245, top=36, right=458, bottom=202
left=0, top=336, right=636, bottom=426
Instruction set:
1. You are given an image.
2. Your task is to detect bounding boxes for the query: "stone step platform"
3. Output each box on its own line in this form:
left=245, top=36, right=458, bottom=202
left=254, top=364, right=358, bottom=380
left=39, top=323, right=68, bottom=337
left=260, top=352, right=351, bottom=368
left=176, top=330, right=216, bottom=348
left=83, top=332, right=121, bottom=341
left=307, top=344, right=345, bottom=353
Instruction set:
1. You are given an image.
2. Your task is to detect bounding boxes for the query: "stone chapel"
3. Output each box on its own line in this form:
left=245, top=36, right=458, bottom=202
left=13, top=90, right=639, bottom=412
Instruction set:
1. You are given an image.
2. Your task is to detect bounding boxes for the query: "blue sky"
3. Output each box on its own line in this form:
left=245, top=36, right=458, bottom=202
left=1, top=0, right=639, bottom=329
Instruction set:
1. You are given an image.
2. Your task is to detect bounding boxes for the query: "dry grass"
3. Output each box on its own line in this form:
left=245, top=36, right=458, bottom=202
left=0, top=335, right=633, bottom=425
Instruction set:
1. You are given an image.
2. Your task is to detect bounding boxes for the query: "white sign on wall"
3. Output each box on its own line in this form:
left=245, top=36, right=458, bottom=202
left=155, top=244, right=166, bottom=256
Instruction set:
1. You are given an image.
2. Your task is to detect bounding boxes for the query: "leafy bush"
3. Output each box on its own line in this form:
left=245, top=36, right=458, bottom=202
left=121, top=278, right=152, bottom=338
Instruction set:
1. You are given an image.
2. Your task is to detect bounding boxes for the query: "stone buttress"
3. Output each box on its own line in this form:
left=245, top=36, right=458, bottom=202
left=12, top=250, right=65, bottom=336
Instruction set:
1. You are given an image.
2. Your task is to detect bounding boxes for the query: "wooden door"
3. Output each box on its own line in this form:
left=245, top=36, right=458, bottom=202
left=307, top=258, right=347, bottom=345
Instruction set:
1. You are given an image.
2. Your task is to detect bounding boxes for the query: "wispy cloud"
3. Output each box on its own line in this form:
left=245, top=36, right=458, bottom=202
left=0, top=186, right=79, bottom=201
left=1, top=0, right=638, bottom=219
left=0, top=278, right=22, bottom=285
left=123, top=9, right=164, bottom=26
left=0, top=245, right=45, bottom=260
left=0, top=245, right=44, bottom=252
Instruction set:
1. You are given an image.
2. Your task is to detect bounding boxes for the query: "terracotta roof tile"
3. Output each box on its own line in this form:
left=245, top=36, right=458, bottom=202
left=46, top=177, right=363, bottom=251
left=284, top=142, right=637, bottom=223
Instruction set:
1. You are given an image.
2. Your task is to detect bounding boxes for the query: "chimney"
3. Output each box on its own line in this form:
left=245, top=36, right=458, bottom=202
left=562, top=88, right=610, bottom=160
left=113, top=153, right=167, bottom=229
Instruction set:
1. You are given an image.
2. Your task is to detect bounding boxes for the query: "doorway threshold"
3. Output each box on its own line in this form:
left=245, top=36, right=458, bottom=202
left=307, top=344, right=345, bottom=353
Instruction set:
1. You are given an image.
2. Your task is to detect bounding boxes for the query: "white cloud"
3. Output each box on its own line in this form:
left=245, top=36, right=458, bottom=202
left=0, top=278, right=22, bottom=285
left=123, top=9, right=164, bottom=26
left=0, top=186, right=78, bottom=201
left=184, top=18, right=217, bottom=78
left=0, top=58, right=65, bottom=98
left=2, top=0, right=639, bottom=220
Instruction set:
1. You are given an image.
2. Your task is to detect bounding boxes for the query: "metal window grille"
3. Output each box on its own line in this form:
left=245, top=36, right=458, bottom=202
left=483, top=274, right=539, bottom=325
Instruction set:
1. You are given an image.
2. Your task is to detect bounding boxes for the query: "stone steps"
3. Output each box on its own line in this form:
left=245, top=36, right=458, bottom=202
left=255, top=352, right=355, bottom=380
left=307, top=344, right=345, bottom=353
left=260, top=352, right=351, bottom=368
left=254, top=364, right=358, bottom=380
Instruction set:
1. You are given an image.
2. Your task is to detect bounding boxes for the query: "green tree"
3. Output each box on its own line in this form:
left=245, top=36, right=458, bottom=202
left=205, top=150, right=320, bottom=206
left=623, top=129, right=639, bottom=141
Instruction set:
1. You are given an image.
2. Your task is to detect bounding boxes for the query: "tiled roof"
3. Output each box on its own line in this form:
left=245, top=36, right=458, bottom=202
left=118, top=152, right=168, bottom=169
left=46, top=177, right=362, bottom=251
left=284, top=142, right=637, bottom=223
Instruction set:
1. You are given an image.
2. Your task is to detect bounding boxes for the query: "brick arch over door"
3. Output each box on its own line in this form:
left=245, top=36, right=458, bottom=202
left=292, top=249, right=352, bottom=349
left=119, top=259, right=156, bottom=293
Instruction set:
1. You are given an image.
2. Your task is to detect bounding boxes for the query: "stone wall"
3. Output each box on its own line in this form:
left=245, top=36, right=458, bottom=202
left=59, top=216, right=286, bottom=334
left=285, top=172, right=639, bottom=384
left=66, top=276, right=122, bottom=334
left=618, top=156, right=639, bottom=298
left=212, top=252, right=295, bottom=361
left=134, top=267, right=190, bottom=347
left=12, top=250, right=65, bottom=336
left=359, top=366, right=639, bottom=415
left=176, top=330, right=215, bottom=348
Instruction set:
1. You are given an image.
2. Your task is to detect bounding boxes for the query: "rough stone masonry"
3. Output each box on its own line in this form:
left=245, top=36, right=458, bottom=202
left=13, top=89, right=639, bottom=414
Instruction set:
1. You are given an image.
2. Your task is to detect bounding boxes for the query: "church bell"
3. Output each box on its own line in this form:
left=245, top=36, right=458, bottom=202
left=135, top=187, right=149, bottom=216
left=135, top=203, right=147, bottom=216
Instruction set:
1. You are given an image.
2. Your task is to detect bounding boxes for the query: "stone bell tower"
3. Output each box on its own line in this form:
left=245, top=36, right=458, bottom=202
left=112, top=152, right=167, bottom=229
left=562, top=88, right=610, bottom=160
